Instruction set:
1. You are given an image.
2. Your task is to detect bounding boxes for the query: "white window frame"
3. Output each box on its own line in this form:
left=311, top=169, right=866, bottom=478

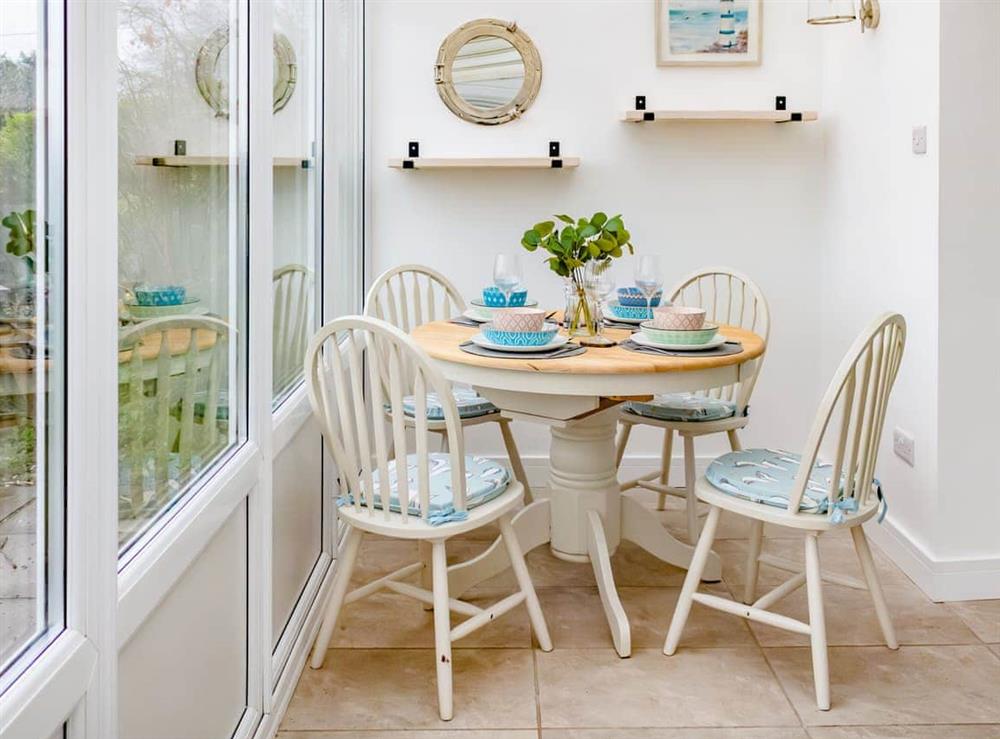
left=0, top=1, right=366, bottom=736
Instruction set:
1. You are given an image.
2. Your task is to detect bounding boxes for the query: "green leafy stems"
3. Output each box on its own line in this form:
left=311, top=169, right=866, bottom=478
left=2, top=208, right=36, bottom=273
left=521, top=212, right=634, bottom=333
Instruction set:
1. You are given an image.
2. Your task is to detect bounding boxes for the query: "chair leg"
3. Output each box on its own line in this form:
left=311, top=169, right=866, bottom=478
left=664, top=505, right=721, bottom=656
left=439, top=431, right=449, bottom=453
left=614, top=420, right=632, bottom=469
left=431, top=539, right=454, bottom=721
left=804, top=533, right=831, bottom=710
left=498, top=419, right=533, bottom=504
left=419, top=540, right=434, bottom=611
left=310, top=525, right=363, bottom=669
left=683, top=434, right=699, bottom=544
left=498, top=514, right=552, bottom=651
left=851, top=525, right=898, bottom=649
left=727, top=428, right=743, bottom=451
left=656, top=429, right=674, bottom=511
left=744, top=519, right=764, bottom=605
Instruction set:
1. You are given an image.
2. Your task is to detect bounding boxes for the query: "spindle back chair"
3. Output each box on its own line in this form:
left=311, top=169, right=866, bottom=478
left=365, top=264, right=532, bottom=500
left=664, top=313, right=906, bottom=712
left=617, top=267, right=771, bottom=542
left=303, top=316, right=551, bottom=720
left=273, top=264, right=313, bottom=397
left=118, top=315, right=230, bottom=516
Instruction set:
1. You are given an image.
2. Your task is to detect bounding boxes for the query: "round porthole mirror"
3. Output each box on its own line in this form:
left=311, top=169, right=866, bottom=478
left=434, top=19, right=542, bottom=126
left=195, top=24, right=297, bottom=119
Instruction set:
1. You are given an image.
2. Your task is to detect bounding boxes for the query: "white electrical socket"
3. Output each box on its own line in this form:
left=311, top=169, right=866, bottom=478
left=893, top=427, right=915, bottom=466
left=912, top=125, right=927, bottom=155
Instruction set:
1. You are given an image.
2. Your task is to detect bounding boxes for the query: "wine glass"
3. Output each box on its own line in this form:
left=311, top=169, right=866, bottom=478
left=492, top=253, right=522, bottom=307
left=634, top=255, right=662, bottom=319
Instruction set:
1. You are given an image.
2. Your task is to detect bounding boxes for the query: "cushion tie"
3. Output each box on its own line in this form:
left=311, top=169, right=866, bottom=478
left=828, top=497, right=858, bottom=525
left=875, top=480, right=887, bottom=523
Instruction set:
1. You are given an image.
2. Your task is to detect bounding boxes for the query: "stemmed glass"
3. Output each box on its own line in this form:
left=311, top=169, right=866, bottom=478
left=634, top=255, right=662, bottom=320
left=492, top=253, right=522, bottom=307
left=581, top=262, right=617, bottom=346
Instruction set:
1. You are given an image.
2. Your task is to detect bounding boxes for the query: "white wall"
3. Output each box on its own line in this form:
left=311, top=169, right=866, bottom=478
left=369, top=0, right=827, bottom=471
left=822, top=0, right=1000, bottom=600
left=936, top=0, right=1000, bottom=583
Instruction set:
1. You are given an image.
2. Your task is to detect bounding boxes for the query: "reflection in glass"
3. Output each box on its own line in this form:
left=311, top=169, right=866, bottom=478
left=117, top=0, right=245, bottom=550
left=452, top=35, right=525, bottom=110
left=272, top=0, right=319, bottom=404
left=0, top=0, right=64, bottom=673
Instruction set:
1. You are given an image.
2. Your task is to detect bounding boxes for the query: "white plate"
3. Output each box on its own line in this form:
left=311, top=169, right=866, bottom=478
left=604, top=312, right=647, bottom=325
left=632, top=331, right=728, bottom=351
left=462, top=308, right=491, bottom=323
left=469, top=332, right=570, bottom=353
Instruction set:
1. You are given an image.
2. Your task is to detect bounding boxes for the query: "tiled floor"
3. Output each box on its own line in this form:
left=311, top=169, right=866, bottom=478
left=279, top=489, right=1000, bottom=738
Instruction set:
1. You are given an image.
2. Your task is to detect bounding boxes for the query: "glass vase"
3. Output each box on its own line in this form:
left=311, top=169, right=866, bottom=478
left=564, top=281, right=599, bottom=337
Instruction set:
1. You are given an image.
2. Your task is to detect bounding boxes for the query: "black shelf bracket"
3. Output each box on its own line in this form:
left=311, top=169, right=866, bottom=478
left=635, top=95, right=654, bottom=121
left=172, top=139, right=187, bottom=156
left=549, top=140, right=562, bottom=168
left=775, top=96, right=787, bottom=111
left=402, top=140, right=419, bottom=168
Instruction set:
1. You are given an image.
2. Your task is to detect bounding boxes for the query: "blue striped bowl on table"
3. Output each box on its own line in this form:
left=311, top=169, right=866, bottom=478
left=617, top=286, right=663, bottom=307
left=482, top=286, right=528, bottom=307
left=608, top=301, right=654, bottom=321
left=482, top=322, right=559, bottom=347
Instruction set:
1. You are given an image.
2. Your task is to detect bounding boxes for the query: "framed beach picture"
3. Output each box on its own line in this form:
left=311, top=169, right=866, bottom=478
left=656, top=0, right=762, bottom=66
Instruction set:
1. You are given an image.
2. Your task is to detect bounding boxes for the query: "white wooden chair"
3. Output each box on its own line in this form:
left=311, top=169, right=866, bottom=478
left=273, top=264, right=312, bottom=397
left=365, top=264, right=532, bottom=501
left=118, top=315, right=230, bottom=515
left=616, top=268, right=771, bottom=542
left=305, top=316, right=552, bottom=721
left=664, top=313, right=906, bottom=711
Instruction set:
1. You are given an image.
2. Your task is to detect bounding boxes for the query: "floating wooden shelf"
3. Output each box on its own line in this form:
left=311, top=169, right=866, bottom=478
left=623, top=110, right=818, bottom=123
left=135, top=155, right=313, bottom=168
left=388, top=156, right=580, bottom=170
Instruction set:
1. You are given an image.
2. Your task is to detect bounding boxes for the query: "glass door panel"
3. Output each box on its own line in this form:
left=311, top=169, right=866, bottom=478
left=0, top=0, right=65, bottom=678
left=117, top=0, right=247, bottom=552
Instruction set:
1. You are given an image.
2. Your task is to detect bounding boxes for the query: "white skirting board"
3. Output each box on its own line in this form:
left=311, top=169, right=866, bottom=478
left=865, top=516, right=1000, bottom=603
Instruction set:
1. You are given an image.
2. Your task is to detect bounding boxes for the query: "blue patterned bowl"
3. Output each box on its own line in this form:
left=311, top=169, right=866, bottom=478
left=482, top=322, right=559, bottom=347
left=134, top=285, right=187, bottom=306
left=617, top=286, right=663, bottom=307
left=482, top=287, right=528, bottom=307
left=609, top=301, right=654, bottom=321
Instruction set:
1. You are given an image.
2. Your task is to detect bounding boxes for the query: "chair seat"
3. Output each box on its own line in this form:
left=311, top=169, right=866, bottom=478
left=400, top=387, right=498, bottom=420
left=705, top=448, right=859, bottom=516
left=624, top=393, right=737, bottom=423
left=344, top=453, right=511, bottom=525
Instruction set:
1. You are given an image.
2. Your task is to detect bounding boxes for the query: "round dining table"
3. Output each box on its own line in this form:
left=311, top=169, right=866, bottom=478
left=411, top=318, right=766, bottom=657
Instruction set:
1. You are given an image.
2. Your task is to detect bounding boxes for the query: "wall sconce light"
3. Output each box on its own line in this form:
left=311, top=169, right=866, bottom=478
left=807, top=0, right=880, bottom=32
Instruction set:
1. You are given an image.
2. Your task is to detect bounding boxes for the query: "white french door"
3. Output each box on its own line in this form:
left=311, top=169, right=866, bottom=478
left=0, top=1, right=364, bottom=737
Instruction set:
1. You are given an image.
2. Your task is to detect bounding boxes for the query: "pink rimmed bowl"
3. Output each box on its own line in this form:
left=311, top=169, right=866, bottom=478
left=492, top=307, right=546, bottom=333
left=652, top=306, right=706, bottom=330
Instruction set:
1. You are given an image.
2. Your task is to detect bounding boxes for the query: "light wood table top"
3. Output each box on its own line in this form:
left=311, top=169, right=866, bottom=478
left=0, top=328, right=218, bottom=378
left=411, top=320, right=765, bottom=376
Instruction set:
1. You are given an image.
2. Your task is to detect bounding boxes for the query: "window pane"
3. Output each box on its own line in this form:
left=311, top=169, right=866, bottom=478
left=117, top=0, right=247, bottom=552
left=0, top=0, right=64, bottom=674
left=273, top=0, right=320, bottom=405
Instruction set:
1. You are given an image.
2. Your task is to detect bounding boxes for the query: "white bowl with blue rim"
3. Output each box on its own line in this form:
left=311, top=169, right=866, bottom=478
left=607, top=301, right=654, bottom=323
left=482, top=286, right=528, bottom=307
left=617, top=286, right=663, bottom=307
left=481, top=321, right=559, bottom=347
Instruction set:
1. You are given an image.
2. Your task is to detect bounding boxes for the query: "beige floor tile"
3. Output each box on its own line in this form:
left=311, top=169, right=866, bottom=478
left=990, top=644, right=1000, bottom=659
left=536, top=647, right=799, bottom=728
left=332, top=590, right=531, bottom=648
left=350, top=538, right=420, bottom=585
left=765, top=645, right=1000, bottom=726
left=948, top=599, right=1000, bottom=643
left=282, top=648, right=537, bottom=731
left=278, top=732, right=537, bottom=739
left=807, top=726, right=1000, bottom=738
left=537, top=584, right=755, bottom=650
left=544, top=730, right=809, bottom=739
left=610, top=540, right=689, bottom=587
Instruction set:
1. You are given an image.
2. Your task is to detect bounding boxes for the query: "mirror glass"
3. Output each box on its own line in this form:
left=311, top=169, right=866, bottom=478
left=451, top=35, right=525, bottom=110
